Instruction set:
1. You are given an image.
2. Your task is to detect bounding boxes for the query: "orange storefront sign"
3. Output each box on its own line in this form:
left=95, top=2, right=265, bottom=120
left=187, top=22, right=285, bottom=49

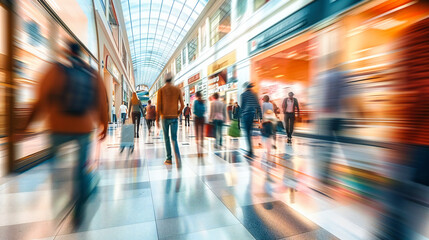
left=188, top=72, right=200, bottom=85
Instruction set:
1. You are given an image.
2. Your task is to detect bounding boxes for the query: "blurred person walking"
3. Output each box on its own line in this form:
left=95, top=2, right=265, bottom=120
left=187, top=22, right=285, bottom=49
left=262, top=95, right=277, bottom=149
left=282, top=92, right=300, bottom=143
left=145, top=100, right=156, bottom=136
left=227, top=99, right=234, bottom=121
left=120, top=102, right=127, bottom=125
left=193, top=91, right=206, bottom=158
left=128, top=92, right=144, bottom=138
left=209, top=93, right=226, bottom=149
left=156, top=73, right=184, bottom=167
left=22, top=42, right=108, bottom=225
left=183, top=104, right=191, bottom=127
left=111, top=103, right=117, bottom=125
left=232, top=102, right=241, bottom=129
left=240, top=83, right=262, bottom=157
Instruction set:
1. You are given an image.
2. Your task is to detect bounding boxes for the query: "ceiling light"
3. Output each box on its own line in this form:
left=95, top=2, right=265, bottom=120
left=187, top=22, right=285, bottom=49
left=271, top=66, right=279, bottom=70
left=275, top=75, right=284, bottom=78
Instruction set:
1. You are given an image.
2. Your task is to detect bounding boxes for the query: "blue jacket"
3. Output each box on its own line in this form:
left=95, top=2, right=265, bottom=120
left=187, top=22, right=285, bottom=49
left=193, top=100, right=206, bottom=118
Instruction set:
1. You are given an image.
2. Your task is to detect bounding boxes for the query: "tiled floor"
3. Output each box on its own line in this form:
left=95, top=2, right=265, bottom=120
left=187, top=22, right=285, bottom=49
left=1, top=122, right=428, bottom=240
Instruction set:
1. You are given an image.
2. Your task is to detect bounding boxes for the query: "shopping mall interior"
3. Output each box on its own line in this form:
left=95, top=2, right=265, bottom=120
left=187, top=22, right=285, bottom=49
left=1, top=0, right=429, bottom=239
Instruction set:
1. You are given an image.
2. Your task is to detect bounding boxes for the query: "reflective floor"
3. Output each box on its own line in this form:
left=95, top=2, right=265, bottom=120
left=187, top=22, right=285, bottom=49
left=1, top=122, right=428, bottom=240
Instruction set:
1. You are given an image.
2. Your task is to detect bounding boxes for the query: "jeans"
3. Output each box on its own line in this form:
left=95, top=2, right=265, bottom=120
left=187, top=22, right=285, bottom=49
left=213, top=120, right=224, bottom=147
left=185, top=115, right=190, bottom=126
left=112, top=114, right=117, bottom=123
left=162, top=118, right=181, bottom=162
left=285, top=113, right=295, bottom=138
left=242, top=114, right=254, bottom=154
left=50, top=133, right=92, bottom=213
left=194, top=117, right=205, bottom=154
left=121, top=113, right=126, bottom=124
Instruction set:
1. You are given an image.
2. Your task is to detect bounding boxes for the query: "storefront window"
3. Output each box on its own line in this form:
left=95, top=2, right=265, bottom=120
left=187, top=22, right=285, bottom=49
left=254, top=0, right=270, bottom=11
left=14, top=0, right=52, bottom=160
left=236, top=0, right=247, bottom=19
left=182, top=47, right=187, bottom=66
left=210, top=0, right=231, bottom=46
left=187, top=34, right=198, bottom=63
left=252, top=38, right=313, bottom=131
left=201, top=22, right=207, bottom=49
left=45, top=0, right=98, bottom=58
left=175, top=54, right=182, bottom=73
left=122, top=42, right=127, bottom=68
left=0, top=5, right=6, bottom=138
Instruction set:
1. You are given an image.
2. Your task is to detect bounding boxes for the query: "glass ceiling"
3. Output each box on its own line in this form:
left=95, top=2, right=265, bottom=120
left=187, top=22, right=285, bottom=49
left=121, top=0, right=209, bottom=87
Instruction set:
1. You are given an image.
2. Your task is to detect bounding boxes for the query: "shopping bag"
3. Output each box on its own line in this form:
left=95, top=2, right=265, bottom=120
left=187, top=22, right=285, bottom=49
left=204, top=123, right=215, bottom=138
left=228, top=120, right=241, bottom=137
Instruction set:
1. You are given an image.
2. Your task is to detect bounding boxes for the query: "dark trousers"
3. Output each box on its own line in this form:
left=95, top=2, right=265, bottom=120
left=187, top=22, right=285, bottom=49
left=112, top=114, right=117, bottom=123
left=213, top=120, right=224, bottom=147
left=194, top=117, right=205, bottom=154
left=185, top=115, right=190, bottom=126
left=132, top=112, right=141, bottom=135
left=285, top=113, right=295, bottom=138
left=242, top=114, right=254, bottom=154
left=146, top=119, right=154, bottom=131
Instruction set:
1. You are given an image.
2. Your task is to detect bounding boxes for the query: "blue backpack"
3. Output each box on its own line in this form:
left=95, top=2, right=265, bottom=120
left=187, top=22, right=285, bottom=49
left=61, top=60, right=97, bottom=115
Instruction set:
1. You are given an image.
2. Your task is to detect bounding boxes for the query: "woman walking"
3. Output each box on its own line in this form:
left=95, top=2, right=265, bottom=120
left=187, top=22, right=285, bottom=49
left=128, top=92, right=144, bottom=138
left=145, top=100, right=156, bottom=136
left=261, top=95, right=277, bottom=180
left=209, top=93, right=226, bottom=149
left=193, top=91, right=206, bottom=158
left=232, top=102, right=241, bottom=129
left=262, top=95, right=278, bottom=149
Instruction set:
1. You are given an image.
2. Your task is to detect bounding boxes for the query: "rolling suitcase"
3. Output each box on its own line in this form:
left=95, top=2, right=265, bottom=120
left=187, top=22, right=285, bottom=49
left=120, top=124, right=134, bottom=152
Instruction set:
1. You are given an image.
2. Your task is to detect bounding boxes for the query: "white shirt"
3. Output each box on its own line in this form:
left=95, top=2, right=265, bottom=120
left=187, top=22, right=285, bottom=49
left=120, top=104, right=127, bottom=114
left=262, top=102, right=274, bottom=114
left=286, top=98, right=294, bottom=113
left=112, top=105, right=116, bottom=114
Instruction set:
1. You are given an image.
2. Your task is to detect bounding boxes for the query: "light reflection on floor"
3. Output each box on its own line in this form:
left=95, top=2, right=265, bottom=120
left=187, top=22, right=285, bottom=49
left=0, top=122, right=428, bottom=240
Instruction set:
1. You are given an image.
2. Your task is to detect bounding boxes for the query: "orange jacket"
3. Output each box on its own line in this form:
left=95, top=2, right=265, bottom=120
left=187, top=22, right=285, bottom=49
left=29, top=63, right=108, bottom=134
left=156, top=83, right=184, bottom=121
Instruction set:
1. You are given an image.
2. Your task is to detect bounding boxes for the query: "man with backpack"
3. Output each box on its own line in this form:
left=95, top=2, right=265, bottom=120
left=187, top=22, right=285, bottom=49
left=183, top=104, right=191, bottom=127
left=21, top=42, right=108, bottom=225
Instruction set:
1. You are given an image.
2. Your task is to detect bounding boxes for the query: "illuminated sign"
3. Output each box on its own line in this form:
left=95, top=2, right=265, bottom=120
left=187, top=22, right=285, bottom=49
left=188, top=72, right=201, bottom=84
left=207, top=51, right=236, bottom=75
left=248, top=0, right=364, bottom=55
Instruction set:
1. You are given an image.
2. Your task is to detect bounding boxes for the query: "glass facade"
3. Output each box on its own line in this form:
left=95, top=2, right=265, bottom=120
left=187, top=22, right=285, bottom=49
left=236, top=0, right=247, bottom=19
left=176, top=54, right=182, bottom=74
left=187, top=34, right=198, bottom=63
left=254, top=0, right=270, bottom=11
left=210, top=0, right=231, bottom=46
left=122, top=42, right=127, bottom=68
left=182, top=47, right=187, bottom=66
left=201, top=22, right=207, bottom=49
left=120, top=0, right=209, bottom=87
left=46, top=0, right=99, bottom=58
